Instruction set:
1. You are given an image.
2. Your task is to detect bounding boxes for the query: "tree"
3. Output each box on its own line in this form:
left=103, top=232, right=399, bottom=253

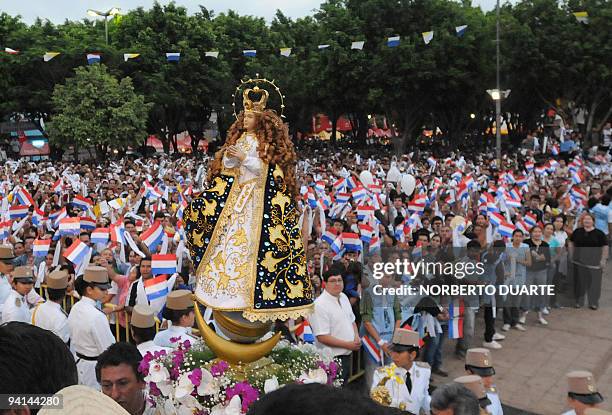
left=113, top=2, right=228, bottom=154
left=48, top=64, right=150, bottom=160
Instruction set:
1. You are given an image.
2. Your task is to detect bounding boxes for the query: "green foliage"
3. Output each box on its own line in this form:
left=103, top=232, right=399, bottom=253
left=0, top=0, right=610, bottom=150
left=48, top=64, right=150, bottom=158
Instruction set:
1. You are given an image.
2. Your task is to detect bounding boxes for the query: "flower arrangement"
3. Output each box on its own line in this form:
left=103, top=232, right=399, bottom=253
left=139, top=339, right=342, bottom=414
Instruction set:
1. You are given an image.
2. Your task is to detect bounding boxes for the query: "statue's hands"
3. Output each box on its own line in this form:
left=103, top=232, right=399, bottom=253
left=226, top=145, right=246, bottom=162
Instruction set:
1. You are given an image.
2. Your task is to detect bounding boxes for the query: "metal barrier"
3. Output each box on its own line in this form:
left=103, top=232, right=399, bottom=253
left=348, top=348, right=365, bottom=383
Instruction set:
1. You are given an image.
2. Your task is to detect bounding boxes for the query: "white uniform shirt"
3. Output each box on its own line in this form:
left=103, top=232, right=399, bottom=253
left=1, top=289, right=31, bottom=324
left=68, top=296, right=115, bottom=358
left=153, top=325, right=197, bottom=349
left=0, top=274, right=12, bottom=320
left=32, top=300, right=70, bottom=343
left=561, top=410, right=576, bottom=415
left=371, top=362, right=431, bottom=414
left=137, top=340, right=171, bottom=357
left=487, top=388, right=503, bottom=415
left=309, top=289, right=356, bottom=357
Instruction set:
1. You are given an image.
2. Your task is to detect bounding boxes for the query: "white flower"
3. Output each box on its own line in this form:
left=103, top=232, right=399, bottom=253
left=145, top=362, right=170, bottom=384
left=174, top=372, right=194, bottom=400
left=176, top=395, right=202, bottom=414
left=298, top=368, right=328, bottom=385
left=197, top=369, right=221, bottom=396
left=264, top=376, right=280, bottom=394
left=210, top=395, right=242, bottom=415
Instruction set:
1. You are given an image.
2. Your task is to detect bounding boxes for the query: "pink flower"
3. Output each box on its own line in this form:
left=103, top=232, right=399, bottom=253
left=188, top=368, right=203, bottom=386
left=225, top=381, right=259, bottom=413
left=211, top=361, right=229, bottom=377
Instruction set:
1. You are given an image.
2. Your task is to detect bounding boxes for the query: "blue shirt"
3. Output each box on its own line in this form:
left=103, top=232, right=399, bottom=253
left=591, top=204, right=610, bottom=235
left=560, top=139, right=576, bottom=153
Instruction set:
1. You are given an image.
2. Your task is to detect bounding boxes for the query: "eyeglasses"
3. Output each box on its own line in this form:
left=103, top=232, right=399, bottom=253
left=327, top=279, right=344, bottom=285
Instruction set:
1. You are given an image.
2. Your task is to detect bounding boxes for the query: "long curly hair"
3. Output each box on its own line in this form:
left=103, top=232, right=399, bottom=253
left=207, top=110, right=299, bottom=198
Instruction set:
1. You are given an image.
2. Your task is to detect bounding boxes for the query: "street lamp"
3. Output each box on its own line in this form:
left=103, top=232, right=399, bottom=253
left=487, top=88, right=511, bottom=160
left=87, top=7, right=121, bottom=45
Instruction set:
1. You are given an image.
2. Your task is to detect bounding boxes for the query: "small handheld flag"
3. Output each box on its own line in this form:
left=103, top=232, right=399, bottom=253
left=63, top=240, right=91, bottom=265
left=151, top=254, right=177, bottom=275
left=166, top=52, right=180, bottom=62
left=33, top=239, right=52, bottom=257
left=422, top=31, right=434, bottom=45
left=387, top=36, right=400, bottom=47
left=91, top=228, right=110, bottom=245
left=87, top=53, right=101, bottom=64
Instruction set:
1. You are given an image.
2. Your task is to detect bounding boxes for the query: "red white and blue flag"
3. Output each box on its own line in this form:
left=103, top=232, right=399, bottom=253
left=335, top=192, right=351, bottom=205
left=144, top=275, right=170, bottom=302
left=33, top=239, right=52, bottom=257
left=91, top=228, right=110, bottom=245
left=332, top=178, right=346, bottom=192
left=358, top=223, right=374, bottom=244
left=151, top=254, right=177, bottom=275
left=50, top=207, right=68, bottom=227
left=361, top=335, right=382, bottom=364
left=63, top=240, right=91, bottom=265
left=15, top=187, right=35, bottom=207
left=321, top=230, right=338, bottom=245
left=295, top=320, right=315, bottom=343
left=351, top=187, right=367, bottom=202
left=489, top=212, right=506, bottom=228
left=369, top=236, right=381, bottom=253
left=141, top=221, right=164, bottom=252
left=110, top=220, right=125, bottom=245
left=80, top=217, right=96, bottom=231
left=32, top=208, right=46, bottom=227
left=59, top=217, right=81, bottom=236
left=52, top=179, right=63, bottom=193
left=498, top=221, right=516, bottom=238
left=0, top=221, right=10, bottom=240
left=356, top=205, right=375, bottom=221
left=524, top=212, right=537, bottom=228
left=342, top=232, right=362, bottom=252
left=72, top=195, right=93, bottom=211
left=9, top=205, right=29, bottom=220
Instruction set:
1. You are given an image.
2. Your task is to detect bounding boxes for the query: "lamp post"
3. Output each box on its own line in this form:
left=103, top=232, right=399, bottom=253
left=87, top=7, right=121, bottom=45
left=487, top=88, right=511, bottom=161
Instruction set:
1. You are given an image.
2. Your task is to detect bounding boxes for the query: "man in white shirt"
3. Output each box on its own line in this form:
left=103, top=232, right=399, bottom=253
left=309, top=264, right=361, bottom=385
left=1, top=266, right=36, bottom=324
left=32, top=270, right=70, bottom=344
left=96, top=342, right=155, bottom=415
left=0, top=245, right=17, bottom=322
left=131, top=304, right=170, bottom=356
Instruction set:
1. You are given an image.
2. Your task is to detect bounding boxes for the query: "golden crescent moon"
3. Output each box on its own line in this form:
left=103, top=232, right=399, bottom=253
left=194, top=300, right=281, bottom=364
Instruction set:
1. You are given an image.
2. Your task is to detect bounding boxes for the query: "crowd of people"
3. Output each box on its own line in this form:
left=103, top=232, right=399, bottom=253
left=0, top=124, right=610, bottom=415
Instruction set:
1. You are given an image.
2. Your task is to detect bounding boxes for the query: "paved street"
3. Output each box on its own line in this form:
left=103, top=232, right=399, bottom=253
left=432, top=262, right=612, bottom=414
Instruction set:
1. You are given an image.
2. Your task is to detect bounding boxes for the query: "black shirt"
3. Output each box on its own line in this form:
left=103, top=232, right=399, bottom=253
left=525, top=239, right=550, bottom=271
left=569, top=227, right=607, bottom=266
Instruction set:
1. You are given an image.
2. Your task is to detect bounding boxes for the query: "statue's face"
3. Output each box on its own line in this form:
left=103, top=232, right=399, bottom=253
left=243, top=112, right=257, bottom=132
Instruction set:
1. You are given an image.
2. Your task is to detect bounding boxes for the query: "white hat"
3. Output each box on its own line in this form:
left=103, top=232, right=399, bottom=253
left=38, top=385, right=129, bottom=415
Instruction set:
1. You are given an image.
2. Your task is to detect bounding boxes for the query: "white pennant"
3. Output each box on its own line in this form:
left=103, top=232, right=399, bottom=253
left=124, top=231, right=146, bottom=258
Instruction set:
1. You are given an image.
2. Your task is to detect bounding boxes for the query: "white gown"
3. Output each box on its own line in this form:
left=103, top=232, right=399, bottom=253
left=194, top=133, right=264, bottom=311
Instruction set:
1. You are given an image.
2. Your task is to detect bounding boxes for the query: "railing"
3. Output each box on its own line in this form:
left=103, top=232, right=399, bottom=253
left=38, top=283, right=365, bottom=382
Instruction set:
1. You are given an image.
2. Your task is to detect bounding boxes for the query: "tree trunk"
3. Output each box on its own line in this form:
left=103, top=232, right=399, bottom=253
left=585, top=90, right=604, bottom=145
left=330, top=112, right=338, bottom=145
left=356, top=112, right=368, bottom=148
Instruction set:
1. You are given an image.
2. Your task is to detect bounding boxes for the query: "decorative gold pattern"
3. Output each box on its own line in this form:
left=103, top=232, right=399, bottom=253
left=186, top=133, right=313, bottom=323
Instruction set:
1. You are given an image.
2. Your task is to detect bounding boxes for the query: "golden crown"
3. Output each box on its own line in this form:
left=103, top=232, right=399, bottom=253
left=232, top=76, right=285, bottom=119
left=243, top=86, right=269, bottom=113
